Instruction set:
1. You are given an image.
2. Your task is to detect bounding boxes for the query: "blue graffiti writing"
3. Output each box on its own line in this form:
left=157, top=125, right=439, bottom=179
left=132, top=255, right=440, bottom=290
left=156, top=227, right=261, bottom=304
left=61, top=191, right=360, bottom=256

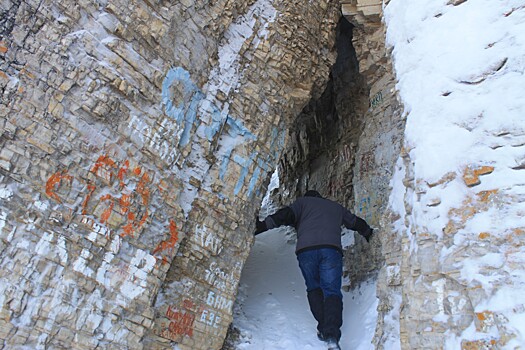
left=163, top=67, right=279, bottom=198
left=162, top=67, right=205, bottom=147
left=370, top=90, right=383, bottom=109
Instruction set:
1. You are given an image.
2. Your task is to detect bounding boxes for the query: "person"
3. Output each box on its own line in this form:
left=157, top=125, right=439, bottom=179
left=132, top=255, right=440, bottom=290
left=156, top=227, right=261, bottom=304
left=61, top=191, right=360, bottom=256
left=254, top=190, right=374, bottom=350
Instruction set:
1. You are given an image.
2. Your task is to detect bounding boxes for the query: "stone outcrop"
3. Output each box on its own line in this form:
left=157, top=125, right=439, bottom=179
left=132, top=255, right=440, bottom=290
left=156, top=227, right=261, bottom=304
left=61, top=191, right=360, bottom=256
left=0, top=0, right=340, bottom=349
left=2, top=0, right=524, bottom=349
left=382, top=0, right=525, bottom=348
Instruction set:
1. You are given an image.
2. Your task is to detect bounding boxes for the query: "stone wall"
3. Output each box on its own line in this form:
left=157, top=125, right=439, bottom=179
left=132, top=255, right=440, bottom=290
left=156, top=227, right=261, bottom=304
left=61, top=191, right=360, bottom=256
left=383, top=0, right=525, bottom=348
left=341, top=2, right=407, bottom=348
left=342, top=1, right=525, bottom=349
left=0, top=0, right=340, bottom=349
left=275, top=0, right=404, bottom=297
left=4, top=0, right=521, bottom=348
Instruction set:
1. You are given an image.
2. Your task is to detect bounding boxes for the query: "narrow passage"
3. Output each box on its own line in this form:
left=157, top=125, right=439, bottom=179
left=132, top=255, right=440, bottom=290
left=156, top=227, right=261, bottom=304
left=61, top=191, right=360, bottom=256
left=232, top=228, right=378, bottom=349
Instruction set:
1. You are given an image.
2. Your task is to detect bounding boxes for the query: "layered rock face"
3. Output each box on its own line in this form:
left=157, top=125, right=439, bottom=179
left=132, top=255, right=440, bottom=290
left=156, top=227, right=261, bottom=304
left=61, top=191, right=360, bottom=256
left=3, top=0, right=523, bottom=349
left=383, top=0, right=525, bottom=348
left=273, top=1, right=525, bottom=349
left=0, top=0, right=340, bottom=349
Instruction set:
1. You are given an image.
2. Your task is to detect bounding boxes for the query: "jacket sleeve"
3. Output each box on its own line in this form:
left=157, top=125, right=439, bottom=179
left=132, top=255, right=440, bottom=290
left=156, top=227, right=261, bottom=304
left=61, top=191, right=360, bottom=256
left=264, top=206, right=296, bottom=229
left=342, top=209, right=358, bottom=230
left=343, top=210, right=370, bottom=234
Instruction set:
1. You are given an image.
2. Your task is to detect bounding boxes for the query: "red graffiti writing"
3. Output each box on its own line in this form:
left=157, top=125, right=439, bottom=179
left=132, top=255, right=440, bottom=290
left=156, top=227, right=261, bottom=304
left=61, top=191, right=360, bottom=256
left=99, top=194, right=115, bottom=224
left=153, top=220, right=179, bottom=264
left=117, top=160, right=129, bottom=187
left=91, top=155, right=116, bottom=182
left=45, top=170, right=73, bottom=202
left=360, top=150, right=375, bottom=173
left=45, top=154, right=174, bottom=248
left=81, top=183, right=96, bottom=215
left=164, top=300, right=196, bottom=338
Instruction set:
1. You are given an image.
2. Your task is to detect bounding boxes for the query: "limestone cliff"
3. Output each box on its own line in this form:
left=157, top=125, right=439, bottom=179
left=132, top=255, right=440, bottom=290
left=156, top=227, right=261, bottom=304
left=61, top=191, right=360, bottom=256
left=1, top=0, right=339, bottom=349
left=1, top=0, right=524, bottom=349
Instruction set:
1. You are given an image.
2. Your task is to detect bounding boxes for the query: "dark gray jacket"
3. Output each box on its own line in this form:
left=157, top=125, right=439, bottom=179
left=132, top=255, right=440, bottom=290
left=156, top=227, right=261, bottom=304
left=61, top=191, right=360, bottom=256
left=264, top=196, right=370, bottom=254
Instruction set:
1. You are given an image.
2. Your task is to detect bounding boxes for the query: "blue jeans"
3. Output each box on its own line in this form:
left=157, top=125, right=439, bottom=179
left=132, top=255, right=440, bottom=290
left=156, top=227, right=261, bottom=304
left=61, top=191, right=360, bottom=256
left=297, top=247, right=343, bottom=340
left=297, top=247, right=343, bottom=299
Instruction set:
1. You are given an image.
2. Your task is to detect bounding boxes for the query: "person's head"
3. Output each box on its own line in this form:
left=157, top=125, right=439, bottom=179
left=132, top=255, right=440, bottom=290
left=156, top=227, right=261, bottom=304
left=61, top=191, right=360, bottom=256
left=304, top=190, right=322, bottom=198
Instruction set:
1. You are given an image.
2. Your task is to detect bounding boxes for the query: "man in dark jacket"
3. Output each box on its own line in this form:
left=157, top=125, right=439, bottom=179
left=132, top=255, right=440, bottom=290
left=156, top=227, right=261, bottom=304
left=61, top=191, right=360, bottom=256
left=254, top=190, right=373, bottom=350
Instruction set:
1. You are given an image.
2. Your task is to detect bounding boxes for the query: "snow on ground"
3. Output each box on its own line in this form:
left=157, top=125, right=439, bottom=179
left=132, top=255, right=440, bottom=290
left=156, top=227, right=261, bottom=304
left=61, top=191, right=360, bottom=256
left=232, top=229, right=378, bottom=350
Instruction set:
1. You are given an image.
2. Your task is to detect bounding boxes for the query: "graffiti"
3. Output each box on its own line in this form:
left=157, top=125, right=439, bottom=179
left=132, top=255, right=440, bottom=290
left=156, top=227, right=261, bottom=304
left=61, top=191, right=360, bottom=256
left=249, top=127, right=285, bottom=197
left=45, top=170, right=73, bottom=202
left=162, top=67, right=206, bottom=147
left=90, top=245, right=157, bottom=300
left=206, top=290, right=233, bottom=311
left=153, top=220, right=179, bottom=264
left=370, top=90, right=383, bottom=108
left=204, top=261, right=240, bottom=291
left=357, top=195, right=381, bottom=226
left=81, top=184, right=96, bottom=215
left=358, top=197, right=371, bottom=220
left=159, top=67, right=286, bottom=198
left=0, top=211, right=7, bottom=237
left=360, top=149, right=375, bottom=173
left=45, top=153, right=182, bottom=301
left=194, top=225, right=223, bottom=256
left=200, top=309, right=221, bottom=329
left=91, top=155, right=116, bottom=183
left=161, top=68, right=256, bottom=148
left=162, top=300, right=197, bottom=338
left=328, top=176, right=346, bottom=198
left=46, top=155, right=153, bottom=239
left=338, top=144, right=352, bottom=163
left=128, top=115, right=180, bottom=165
left=119, top=248, right=157, bottom=299
left=81, top=216, right=111, bottom=241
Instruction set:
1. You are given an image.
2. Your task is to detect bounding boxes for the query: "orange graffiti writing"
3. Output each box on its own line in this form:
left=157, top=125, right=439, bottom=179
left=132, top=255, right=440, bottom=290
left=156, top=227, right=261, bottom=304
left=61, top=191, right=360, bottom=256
left=136, top=172, right=151, bottom=205
left=120, top=209, right=148, bottom=239
left=46, top=153, right=179, bottom=258
left=120, top=194, right=131, bottom=213
left=99, top=194, right=115, bottom=224
left=91, top=155, right=116, bottom=172
left=91, top=154, right=117, bottom=182
left=182, top=300, right=194, bottom=309
left=45, top=170, right=73, bottom=202
left=117, top=160, right=129, bottom=187
left=81, top=183, right=96, bottom=215
left=153, top=220, right=179, bottom=257
left=87, top=156, right=150, bottom=237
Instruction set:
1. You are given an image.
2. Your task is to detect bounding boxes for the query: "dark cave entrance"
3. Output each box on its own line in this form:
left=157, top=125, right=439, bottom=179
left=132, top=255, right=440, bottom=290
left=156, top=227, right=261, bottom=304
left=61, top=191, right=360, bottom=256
left=277, top=17, right=369, bottom=220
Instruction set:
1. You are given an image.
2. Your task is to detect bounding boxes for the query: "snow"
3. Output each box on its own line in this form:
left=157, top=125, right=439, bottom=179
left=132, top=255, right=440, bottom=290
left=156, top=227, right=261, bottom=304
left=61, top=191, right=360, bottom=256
left=384, top=0, right=525, bottom=347
left=233, top=229, right=377, bottom=349
left=0, top=0, right=522, bottom=347
left=385, top=0, right=525, bottom=183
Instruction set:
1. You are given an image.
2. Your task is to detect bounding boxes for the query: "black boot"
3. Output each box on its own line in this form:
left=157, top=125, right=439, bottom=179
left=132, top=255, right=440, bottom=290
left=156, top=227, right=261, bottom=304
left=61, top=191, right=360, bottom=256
left=307, top=288, right=325, bottom=338
left=323, top=295, right=343, bottom=343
